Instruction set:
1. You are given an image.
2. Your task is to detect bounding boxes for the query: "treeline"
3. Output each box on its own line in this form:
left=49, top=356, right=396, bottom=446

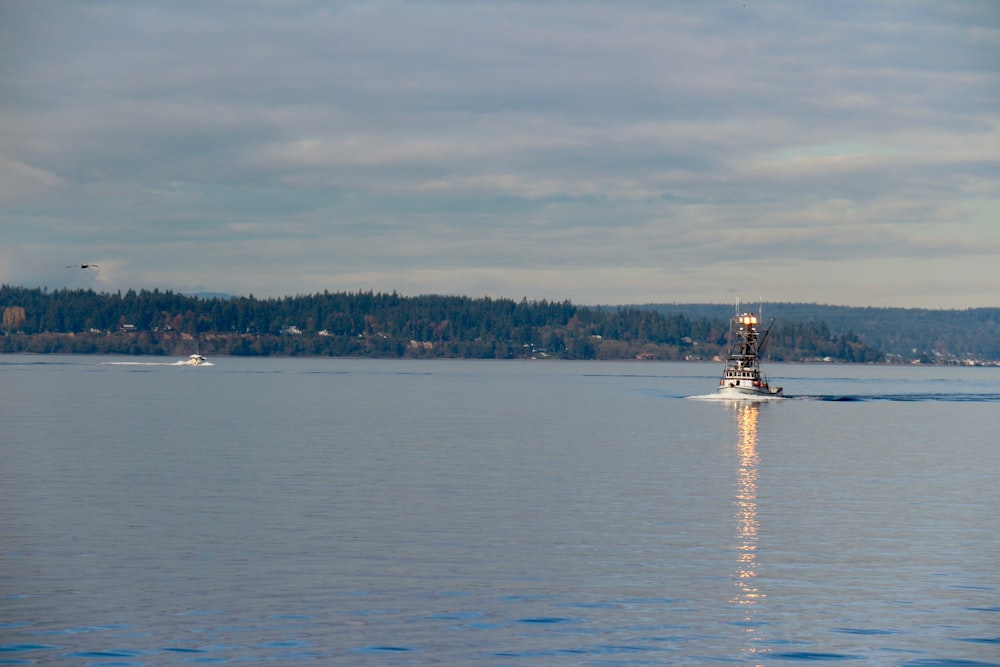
left=645, top=303, right=1000, bottom=361
left=1, top=285, right=888, bottom=361
left=767, top=320, right=884, bottom=363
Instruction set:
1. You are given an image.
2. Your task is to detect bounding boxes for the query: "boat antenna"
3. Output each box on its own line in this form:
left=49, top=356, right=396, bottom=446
left=757, top=318, right=775, bottom=350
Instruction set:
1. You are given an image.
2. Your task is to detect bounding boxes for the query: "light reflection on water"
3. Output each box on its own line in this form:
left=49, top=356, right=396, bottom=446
left=731, top=401, right=766, bottom=663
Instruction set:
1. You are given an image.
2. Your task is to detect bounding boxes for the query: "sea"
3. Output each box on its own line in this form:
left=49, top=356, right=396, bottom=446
left=1, top=355, right=998, bottom=666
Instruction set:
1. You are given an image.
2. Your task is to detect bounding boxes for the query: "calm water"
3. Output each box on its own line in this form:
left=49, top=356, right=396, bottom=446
left=1, top=355, right=998, bottom=666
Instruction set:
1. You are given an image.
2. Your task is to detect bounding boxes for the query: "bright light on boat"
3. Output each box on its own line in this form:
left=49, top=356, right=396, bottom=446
left=740, top=315, right=757, bottom=326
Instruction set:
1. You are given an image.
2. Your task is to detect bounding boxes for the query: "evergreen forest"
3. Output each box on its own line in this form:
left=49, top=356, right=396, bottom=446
left=2, top=285, right=996, bottom=363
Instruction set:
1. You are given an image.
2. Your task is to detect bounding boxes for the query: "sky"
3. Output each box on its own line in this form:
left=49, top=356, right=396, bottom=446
left=1, top=1, right=998, bottom=308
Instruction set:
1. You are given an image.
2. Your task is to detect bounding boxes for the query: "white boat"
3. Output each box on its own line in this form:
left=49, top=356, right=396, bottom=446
left=718, top=310, right=783, bottom=398
left=184, top=353, right=207, bottom=366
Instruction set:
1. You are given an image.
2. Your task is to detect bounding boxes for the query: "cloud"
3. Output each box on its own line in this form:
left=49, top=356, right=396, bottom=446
left=0, top=157, right=64, bottom=205
left=0, top=1, right=997, bottom=307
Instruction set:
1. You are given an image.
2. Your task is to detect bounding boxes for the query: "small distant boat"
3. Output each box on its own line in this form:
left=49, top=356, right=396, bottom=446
left=718, top=310, right=782, bottom=398
left=184, top=354, right=207, bottom=366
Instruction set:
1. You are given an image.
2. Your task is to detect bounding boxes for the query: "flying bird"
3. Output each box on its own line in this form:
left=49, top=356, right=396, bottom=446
left=68, top=264, right=99, bottom=269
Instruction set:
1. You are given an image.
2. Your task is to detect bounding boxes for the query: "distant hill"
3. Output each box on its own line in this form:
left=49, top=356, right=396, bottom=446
left=637, top=303, right=1000, bottom=362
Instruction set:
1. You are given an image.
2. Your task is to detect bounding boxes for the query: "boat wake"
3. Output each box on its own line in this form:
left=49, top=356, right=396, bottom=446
left=790, top=393, right=1000, bottom=403
left=687, top=392, right=1000, bottom=403
left=103, top=361, right=214, bottom=367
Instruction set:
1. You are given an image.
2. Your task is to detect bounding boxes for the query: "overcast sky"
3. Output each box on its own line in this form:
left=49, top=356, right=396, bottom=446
left=1, top=1, right=998, bottom=307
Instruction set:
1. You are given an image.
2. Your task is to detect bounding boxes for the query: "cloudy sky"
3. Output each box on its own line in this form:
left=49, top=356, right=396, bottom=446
left=1, top=1, right=997, bottom=307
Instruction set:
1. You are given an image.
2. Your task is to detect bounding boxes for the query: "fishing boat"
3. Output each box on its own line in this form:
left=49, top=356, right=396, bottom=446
left=718, top=310, right=782, bottom=398
left=184, top=353, right=207, bottom=366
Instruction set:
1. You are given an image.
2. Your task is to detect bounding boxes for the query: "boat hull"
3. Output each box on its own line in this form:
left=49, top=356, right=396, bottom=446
left=717, top=385, right=782, bottom=399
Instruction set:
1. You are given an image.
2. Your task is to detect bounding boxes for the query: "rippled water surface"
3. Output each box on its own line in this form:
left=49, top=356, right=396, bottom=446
left=2, top=356, right=998, bottom=665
